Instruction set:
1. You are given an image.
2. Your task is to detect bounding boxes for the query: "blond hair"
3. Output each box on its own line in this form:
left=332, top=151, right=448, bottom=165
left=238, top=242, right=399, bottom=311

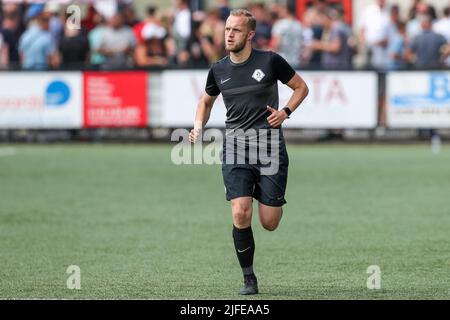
left=229, top=9, right=256, bottom=31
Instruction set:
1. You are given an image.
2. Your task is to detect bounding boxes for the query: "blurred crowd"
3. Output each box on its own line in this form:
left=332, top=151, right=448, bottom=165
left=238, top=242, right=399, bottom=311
left=359, top=0, right=450, bottom=70
left=0, top=0, right=449, bottom=71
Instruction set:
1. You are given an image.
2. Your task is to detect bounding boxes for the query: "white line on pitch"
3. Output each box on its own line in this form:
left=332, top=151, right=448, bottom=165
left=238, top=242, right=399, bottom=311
left=0, top=147, right=16, bottom=157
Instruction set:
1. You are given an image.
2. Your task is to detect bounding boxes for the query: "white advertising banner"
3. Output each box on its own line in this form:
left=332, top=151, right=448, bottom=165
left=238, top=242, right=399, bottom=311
left=387, top=72, right=450, bottom=128
left=159, top=71, right=377, bottom=128
left=159, top=70, right=227, bottom=128
left=0, top=72, right=82, bottom=129
left=281, top=72, right=377, bottom=128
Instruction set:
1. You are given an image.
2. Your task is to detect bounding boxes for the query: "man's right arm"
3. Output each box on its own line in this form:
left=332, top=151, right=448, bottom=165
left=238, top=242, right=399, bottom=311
left=189, top=93, right=217, bottom=143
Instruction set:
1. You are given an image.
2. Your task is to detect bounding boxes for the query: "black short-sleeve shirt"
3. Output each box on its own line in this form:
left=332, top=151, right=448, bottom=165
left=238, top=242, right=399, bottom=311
left=205, top=49, right=296, bottom=130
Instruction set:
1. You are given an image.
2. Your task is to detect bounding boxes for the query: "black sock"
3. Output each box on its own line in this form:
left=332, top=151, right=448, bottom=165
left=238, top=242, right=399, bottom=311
left=232, top=225, right=255, bottom=276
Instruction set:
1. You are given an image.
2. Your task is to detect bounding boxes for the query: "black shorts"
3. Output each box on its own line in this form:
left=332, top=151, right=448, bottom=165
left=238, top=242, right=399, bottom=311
left=221, top=128, right=289, bottom=207
left=222, top=143, right=289, bottom=207
left=222, top=163, right=288, bottom=207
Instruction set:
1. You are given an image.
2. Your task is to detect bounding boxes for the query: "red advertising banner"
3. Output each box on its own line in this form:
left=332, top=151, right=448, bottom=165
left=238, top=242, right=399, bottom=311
left=83, top=72, right=148, bottom=127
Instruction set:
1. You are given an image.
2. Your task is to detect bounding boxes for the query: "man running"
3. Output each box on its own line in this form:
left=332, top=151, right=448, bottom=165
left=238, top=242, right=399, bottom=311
left=189, top=9, right=309, bottom=295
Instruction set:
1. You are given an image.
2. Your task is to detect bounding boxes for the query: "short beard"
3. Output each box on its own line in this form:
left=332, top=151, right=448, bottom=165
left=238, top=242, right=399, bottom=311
left=228, top=40, right=246, bottom=54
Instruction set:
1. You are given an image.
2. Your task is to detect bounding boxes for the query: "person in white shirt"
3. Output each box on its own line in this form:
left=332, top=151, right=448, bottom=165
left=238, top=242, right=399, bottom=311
left=432, top=7, right=450, bottom=66
left=358, top=0, right=390, bottom=70
left=172, top=0, right=191, bottom=57
left=270, top=4, right=303, bottom=68
left=406, top=2, right=429, bottom=41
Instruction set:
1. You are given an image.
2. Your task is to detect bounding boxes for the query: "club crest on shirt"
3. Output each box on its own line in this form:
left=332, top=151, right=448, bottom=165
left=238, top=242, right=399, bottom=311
left=252, top=69, right=265, bottom=82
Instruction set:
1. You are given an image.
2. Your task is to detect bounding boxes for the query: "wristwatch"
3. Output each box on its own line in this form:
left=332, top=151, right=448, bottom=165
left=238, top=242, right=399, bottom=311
left=282, top=107, right=292, bottom=118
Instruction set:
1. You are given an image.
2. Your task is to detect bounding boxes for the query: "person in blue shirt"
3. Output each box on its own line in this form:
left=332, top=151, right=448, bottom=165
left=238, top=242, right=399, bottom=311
left=18, top=4, right=60, bottom=70
left=406, top=15, right=449, bottom=69
left=387, top=21, right=407, bottom=70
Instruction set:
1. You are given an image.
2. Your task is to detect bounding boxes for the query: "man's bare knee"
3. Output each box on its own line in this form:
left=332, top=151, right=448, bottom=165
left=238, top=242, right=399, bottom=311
left=232, top=201, right=252, bottom=227
left=261, top=219, right=279, bottom=231
left=259, top=205, right=282, bottom=231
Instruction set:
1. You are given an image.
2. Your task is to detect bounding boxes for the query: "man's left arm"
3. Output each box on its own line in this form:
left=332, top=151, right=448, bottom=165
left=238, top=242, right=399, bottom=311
left=267, top=73, right=309, bottom=128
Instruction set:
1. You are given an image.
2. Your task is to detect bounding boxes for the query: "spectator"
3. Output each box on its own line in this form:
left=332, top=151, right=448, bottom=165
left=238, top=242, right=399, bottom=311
left=359, top=0, right=390, bottom=70
left=59, top=14, right=90, bottom=70
left=433, top=6, right=450, bottom=41
left=158, top=11, right=174, bottom=35
left=303, top=0, right=328, bottom=69
left=249, top=2, right=272, bottom=50
left=45, top=2, right=64, bottom=47
left=178, top=19, right=215, bottom=68
left=1, top=3, right=23, bottom=69
left=120, top=3, right=140, bottom=28
left=267, top=2, right=281, bottom=22
left=18, top=5, right=59, bottom=70
left=177, top=8, right=225, bottom=67
left=0, top=32, right=9, bottom=68
left=433, top=7, right=450, bottom=67
left=387, top=5, right=401, bottom=36
left=1, top=0, right=449, bottom=72
left=172, top=0, right=191, bottom=57
left=407, top=2, right=429, bottom=41
left=270, top=4, right=303, bottom=69
left=309, top=0, right=328, bottom=13
left=427, top=4, right=438, bottom=22
left=98, top=13, right=136, bottom=70
left=218, top=0, right=231, bottom=22
left=387, top=21, right=407, bottom=70
left=88, top=13, right=107, bottom=69
left=312, top=9, right=353, bottom=70
left=406, top=15, right=449, bottom=69
left=303, top=0, right=328, bottom=26
left=134, top=23, right=169, bottom=68
left=408, top=0, right=423, bottom=20
left=82, top=4, right=100, bottom=32
left=199, top=8, right=225, bottom=61
left=133, top=6, right=159, bottom=45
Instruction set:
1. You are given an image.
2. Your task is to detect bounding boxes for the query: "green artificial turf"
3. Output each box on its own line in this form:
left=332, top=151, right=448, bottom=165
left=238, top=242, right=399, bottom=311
left=0, top=144, right=449, bottom=299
